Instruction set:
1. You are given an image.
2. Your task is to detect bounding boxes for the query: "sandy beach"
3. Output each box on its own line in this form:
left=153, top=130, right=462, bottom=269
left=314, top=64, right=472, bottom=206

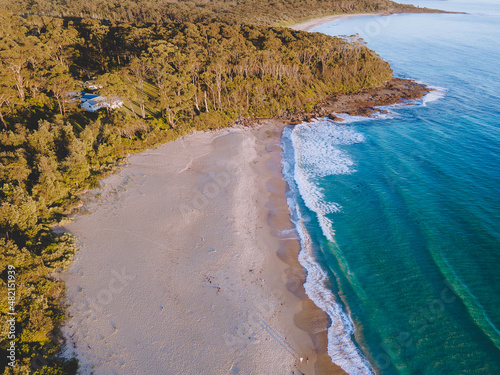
left=59, top=13, right=435, bottom=373
left=61, top=121, right=344, bottom=374
left=290, top=13, right=386, bottom=32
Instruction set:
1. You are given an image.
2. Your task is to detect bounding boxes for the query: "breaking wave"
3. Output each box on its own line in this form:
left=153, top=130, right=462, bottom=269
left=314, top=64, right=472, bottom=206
left=281, top=121, right=374, bottom=374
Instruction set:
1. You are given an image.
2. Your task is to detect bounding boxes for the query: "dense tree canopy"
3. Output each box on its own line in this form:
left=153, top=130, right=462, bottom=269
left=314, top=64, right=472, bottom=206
left=0, top=13, right=393, bottom=128
left=0, top=0, right=443, bottom=26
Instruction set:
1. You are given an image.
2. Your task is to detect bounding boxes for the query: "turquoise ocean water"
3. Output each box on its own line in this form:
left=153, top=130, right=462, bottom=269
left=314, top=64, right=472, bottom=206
left=282, top=1, right=500, bottom=373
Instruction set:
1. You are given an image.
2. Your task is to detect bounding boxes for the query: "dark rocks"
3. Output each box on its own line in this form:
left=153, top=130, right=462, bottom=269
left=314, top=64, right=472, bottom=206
left=328, top=113, right=344, bottom=122
left=314, top=77, right=430, bottom=119
left=269, top=78, right=430, bottom=125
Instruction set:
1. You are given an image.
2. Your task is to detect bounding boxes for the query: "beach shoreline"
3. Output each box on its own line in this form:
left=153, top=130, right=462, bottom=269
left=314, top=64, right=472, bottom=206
left=290, top=12, right=388, bottom=32
left=59, top=13, right=435, bottom=374
left=289, top=8, right=456, bottom=32
left=59, top=84, right=434, bottom=374
left=259, top=123, right=346, bottom=375
left=60, top=121, right=344, bottom=374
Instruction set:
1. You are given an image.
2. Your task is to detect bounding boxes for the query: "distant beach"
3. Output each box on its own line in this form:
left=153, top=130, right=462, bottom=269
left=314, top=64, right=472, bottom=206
left=290, top=9, right=453, bottom=32
left=290, top=13, right=386, bottom=32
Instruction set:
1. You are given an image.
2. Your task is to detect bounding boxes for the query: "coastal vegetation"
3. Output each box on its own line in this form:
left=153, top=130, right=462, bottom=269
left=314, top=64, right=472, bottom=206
left=0, top=0, right=421, bottom=373
left=0, top=0, right=444, bottom=26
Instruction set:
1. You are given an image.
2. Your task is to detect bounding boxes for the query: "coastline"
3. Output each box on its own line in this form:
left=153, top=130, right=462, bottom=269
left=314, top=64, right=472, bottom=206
left=283, top=78, right=430, bottom=124
left=60, top=121, right=344, bottom=374
left=58, top=90, right=434, bottom=374
left=290, top=12, right=388, bottom=32
left=284, top=11, right=440, bottom=375
left=58, top=13, right=434, bottom=374
left=58, top=78, right=433, bottom=375
left=289, top=9, right=457, bottom=32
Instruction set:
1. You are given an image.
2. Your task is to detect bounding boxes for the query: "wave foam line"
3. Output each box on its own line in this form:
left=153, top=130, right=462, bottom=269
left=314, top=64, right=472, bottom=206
left=281, top=124, right=374, bottom=374
left=290, top=120, right=363, bottom=241
left=422, top=86, right=447, bottom=106
left=293, top=202, right=374, bottom=375
left=410, top=81, right=447, bottom=106
left=440, top=256, right=500, bottom=348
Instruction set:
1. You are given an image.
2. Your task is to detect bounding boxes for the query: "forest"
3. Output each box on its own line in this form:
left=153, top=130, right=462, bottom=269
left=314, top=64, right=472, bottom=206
left=0, top=1, right=403, bottom=373
left=0, top=0, right=443, bottom=26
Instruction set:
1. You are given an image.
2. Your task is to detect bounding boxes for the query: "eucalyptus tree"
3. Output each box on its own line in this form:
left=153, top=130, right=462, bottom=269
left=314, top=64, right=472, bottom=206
left=125, top=57, right=150, bottom=119
left=39, top=18, right=82, bottom=69
left=47, top=64, right=76, bottom=116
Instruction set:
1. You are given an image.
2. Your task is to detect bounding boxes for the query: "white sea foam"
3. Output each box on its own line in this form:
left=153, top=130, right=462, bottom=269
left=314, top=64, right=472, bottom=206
left=290, top=119, right=364, bottom=240
left=406, top=81, right=447, bottom=106
left=422, top=85, right=447, bottom=106
left=280, top=82, right=447, bottom=371
left=274, top=228, right=299, bottom=240
left=295, top=212, right=375, bottom=375
left=331, top=112, right=378, bottom=124
left=281, top=123, right=374, bottom=374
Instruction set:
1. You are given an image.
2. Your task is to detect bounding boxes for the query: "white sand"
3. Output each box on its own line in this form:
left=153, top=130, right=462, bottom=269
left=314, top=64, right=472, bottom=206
left=61, top=122, right=339, bottom=374
left=290, top=13, right=387, bottom=32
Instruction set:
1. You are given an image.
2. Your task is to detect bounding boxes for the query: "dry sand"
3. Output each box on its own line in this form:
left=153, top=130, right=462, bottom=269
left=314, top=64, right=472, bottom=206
left=290, top=13, right=387, bottom=32
left=61, top=121, right=344, bottom=374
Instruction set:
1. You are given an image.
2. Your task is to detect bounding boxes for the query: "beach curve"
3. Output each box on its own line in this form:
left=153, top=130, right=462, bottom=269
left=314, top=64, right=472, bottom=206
left=60, top=121, right=344, bottom=374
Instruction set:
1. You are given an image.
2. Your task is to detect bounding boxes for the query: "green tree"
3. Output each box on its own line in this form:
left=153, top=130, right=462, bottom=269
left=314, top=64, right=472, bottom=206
left=40, top=18, right=81, bottom=69
left=47, top=64, right=76, bottom=116
left=0, top=82, right=18, bottom=128
left=0, top=184, right=38, bottom=235
left=60, top=138, right=90, bottom=188
left=126, top=57, right=149, bottom=119
left=144, top=41, right=176, bottom=120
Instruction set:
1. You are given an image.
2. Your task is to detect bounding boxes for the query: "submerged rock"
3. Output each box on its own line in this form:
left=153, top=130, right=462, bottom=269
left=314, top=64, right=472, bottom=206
left=328, top=114, right=344, bottom=122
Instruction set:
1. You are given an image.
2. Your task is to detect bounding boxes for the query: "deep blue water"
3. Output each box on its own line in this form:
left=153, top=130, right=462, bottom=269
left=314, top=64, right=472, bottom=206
left=282, top=1, right=500, bottom=373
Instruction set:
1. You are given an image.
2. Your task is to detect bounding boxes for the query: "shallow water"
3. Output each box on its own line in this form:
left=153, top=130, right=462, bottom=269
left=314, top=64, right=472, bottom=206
left=283, top=1, right=500, bottom=373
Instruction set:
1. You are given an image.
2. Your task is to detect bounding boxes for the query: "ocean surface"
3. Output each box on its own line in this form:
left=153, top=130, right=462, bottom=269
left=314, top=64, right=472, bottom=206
left=281, top=1, right=500, bottom=374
